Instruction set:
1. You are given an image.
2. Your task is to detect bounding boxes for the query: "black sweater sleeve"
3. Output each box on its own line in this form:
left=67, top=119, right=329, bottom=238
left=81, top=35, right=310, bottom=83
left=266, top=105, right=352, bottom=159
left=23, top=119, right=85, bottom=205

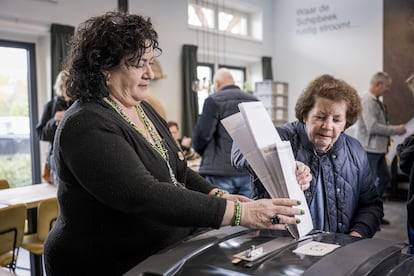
left=36, top=100, right=58, bottom=141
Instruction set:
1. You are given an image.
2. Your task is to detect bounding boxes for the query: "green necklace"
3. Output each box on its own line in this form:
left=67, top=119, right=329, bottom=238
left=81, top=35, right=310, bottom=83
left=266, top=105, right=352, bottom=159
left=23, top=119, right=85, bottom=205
left=104, top=97, right=185, bottom=188
left=104, top=97, right=167, bottom=159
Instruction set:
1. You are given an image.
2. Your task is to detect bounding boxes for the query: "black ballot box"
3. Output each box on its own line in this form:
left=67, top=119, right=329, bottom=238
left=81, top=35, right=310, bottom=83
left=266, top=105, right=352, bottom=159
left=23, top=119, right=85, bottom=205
left=125, top=226, right=414, bottom=276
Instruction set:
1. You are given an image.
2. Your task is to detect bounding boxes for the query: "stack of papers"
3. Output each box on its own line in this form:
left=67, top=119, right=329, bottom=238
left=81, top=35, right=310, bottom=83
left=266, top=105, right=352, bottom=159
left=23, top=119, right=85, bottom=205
left=221, top=101, right=313, bottom=239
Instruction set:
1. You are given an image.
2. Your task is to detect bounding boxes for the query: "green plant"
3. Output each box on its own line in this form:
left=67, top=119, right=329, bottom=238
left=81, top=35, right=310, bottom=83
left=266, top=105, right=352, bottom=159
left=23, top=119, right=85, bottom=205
left=244, top=81, right=253, bottom=94
left=0, top=154, right=31, bottom=187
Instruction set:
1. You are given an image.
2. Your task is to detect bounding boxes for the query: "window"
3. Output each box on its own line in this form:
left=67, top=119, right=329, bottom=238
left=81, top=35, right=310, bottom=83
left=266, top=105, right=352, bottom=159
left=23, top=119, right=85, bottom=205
left=195, top=63, right=214, bottom=114
left=188, top=0, right=262, bottom=40
left=0, top=41, right=40, bottom=187
left=195, top=64, right=247, bottom=114
left=188, top=3, right=215, bottom=29
left=219, top=65, right=246, bottom=91
left=218, top=10, right=247, bottom=36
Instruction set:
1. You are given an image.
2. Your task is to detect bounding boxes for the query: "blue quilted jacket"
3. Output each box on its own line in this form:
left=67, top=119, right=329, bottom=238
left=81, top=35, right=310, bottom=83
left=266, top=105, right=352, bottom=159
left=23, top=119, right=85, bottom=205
left=232, top=120, right=383, bottom=238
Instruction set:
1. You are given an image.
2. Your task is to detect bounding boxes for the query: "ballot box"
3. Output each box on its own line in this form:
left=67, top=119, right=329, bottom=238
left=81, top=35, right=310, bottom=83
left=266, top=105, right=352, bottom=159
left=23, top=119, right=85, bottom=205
left=125, top=226, right=414, bottom=276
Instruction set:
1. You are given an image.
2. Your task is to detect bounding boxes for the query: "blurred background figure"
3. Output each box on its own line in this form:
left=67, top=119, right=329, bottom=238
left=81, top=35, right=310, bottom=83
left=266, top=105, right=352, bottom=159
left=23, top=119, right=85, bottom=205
left=356, top=72, right=407, bottom=225
left=36, top=70, right=72, bottom=184
left=144, top=89, right=167, bottom=121
left=168, top=120, right=200, bottom=170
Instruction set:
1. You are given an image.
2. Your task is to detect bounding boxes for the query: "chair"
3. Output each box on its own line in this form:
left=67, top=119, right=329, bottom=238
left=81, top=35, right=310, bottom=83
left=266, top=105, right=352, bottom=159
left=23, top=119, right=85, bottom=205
left=21, top=198, right=59, bottom=255
left=0, top=204, right=26, bottom=272
left=0, top=179, right=10, bottom=189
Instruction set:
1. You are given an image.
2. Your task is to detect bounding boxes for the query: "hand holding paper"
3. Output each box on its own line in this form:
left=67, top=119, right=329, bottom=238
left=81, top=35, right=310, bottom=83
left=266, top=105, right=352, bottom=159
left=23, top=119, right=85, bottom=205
left=222, top=101, right=313, bottom=239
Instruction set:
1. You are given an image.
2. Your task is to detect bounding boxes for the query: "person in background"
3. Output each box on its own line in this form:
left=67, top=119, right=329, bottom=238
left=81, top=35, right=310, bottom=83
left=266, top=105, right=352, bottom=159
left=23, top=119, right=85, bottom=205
left=355, top=72, right=407, bottom=225
left=168, top=120, right=200, bottom=161
left=36, top=70, right=72, bottom=184
left=397, top=133, right=414, bottom=254
left=43, top=11, right=311, bottom=276
left=233, top=74, right=384, bottom=238
left=192, top=68, right=259, bottom=198
left=145, top=89, right=167, bottom=120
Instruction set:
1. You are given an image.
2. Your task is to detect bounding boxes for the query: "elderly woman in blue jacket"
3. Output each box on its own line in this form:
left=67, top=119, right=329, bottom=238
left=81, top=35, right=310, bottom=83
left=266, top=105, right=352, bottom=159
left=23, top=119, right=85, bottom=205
left=233, top=74, right=383, bottom=238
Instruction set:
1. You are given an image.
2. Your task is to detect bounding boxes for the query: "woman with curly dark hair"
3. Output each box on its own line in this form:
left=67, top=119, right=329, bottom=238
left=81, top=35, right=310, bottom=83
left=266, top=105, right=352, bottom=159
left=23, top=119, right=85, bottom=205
left=43, top=11, right=309, bottom=275
left=233, top=74, right=383, bottom=239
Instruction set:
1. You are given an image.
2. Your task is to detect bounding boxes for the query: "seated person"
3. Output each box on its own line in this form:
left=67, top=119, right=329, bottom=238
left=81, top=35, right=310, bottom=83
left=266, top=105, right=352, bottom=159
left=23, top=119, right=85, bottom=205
left=168, top=121, right=200, bottom=160
left=36, top=70, right=73, bottom=184
left=232, top=74, right=383, bottom=238
left=168, top=121, right=201, bottom=171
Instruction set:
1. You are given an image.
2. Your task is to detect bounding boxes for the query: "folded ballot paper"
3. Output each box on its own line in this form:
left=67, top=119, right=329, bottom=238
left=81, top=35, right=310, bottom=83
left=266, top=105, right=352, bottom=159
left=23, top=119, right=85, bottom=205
left=221, top=101, right=313, bottom=239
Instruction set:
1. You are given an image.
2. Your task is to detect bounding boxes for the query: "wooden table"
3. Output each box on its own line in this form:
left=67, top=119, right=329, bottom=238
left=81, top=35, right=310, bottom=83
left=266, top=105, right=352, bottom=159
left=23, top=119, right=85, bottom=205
left=0, top=183, right=57, bottom=209
left=0, top=183, right=57, bottom=276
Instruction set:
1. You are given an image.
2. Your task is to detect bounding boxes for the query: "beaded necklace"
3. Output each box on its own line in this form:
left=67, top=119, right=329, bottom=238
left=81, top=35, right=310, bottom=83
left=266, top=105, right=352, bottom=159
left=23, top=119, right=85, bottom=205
left=104, top=97, right=185, bottom=188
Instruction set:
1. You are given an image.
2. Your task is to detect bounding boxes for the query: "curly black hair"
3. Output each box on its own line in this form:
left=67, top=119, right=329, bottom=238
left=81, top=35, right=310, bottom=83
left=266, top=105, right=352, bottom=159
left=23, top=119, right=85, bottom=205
left=64, top=11, right=161, bottom=102
left=295, top=74, right=362, bottom=129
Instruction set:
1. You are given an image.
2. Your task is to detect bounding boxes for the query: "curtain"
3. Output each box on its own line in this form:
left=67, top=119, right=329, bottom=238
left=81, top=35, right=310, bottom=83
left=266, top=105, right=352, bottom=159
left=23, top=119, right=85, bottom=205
left=118, top=0, right=128, bottom=12
left=181, top=44, right=198, bottom=137
left=50, top=23, right=75, bottom=96
left=262, top=56, right=273, bottom=80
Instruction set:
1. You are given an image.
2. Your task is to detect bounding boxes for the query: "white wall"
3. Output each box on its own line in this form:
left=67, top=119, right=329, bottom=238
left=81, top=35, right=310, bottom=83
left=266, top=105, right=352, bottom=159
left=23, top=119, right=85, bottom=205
left=0, top=0, right=275, bottom=125
left=1, top=0, right=385, bottom=131
left=273, top=0, right=383, bottom=122
left=0, top=0, right=386, bottom=174
left=129, top=0, right=275, bottom=123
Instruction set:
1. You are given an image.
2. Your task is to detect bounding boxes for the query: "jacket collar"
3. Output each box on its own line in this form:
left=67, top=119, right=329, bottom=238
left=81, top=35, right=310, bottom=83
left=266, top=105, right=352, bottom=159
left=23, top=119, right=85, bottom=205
left=219, top=84, right=240, bottom=92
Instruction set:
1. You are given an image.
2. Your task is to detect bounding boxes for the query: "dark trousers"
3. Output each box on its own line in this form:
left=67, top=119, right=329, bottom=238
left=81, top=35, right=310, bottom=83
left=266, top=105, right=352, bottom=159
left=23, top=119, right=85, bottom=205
left=367, top=152, right=390, bottom=198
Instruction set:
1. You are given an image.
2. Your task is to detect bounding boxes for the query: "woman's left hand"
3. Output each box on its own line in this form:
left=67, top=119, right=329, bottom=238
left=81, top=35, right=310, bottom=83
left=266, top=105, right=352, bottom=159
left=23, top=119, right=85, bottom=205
left=349, top=231, right=362, bottom=238
left=295, top=161, right=312, bottom=191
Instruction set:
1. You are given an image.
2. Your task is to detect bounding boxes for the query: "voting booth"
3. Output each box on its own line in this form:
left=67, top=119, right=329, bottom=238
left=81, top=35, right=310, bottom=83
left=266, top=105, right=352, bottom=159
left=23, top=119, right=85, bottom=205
left=125, top=226, right=414, bottom=276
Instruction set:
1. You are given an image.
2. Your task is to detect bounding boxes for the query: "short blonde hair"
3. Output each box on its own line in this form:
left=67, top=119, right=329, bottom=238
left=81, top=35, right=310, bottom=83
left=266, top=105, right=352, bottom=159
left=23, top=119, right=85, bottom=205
left=53, top=70, right=69, bottom=96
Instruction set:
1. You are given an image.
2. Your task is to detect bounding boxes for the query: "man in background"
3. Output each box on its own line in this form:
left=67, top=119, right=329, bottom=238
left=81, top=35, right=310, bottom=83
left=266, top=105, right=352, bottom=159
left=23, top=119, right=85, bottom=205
left=356, top=71, right=407, bottom=225
left=192, top=68, right=259, bottom=197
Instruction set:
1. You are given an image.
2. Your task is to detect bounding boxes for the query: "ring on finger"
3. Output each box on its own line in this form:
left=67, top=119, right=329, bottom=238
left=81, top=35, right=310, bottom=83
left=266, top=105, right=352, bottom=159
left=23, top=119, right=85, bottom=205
left=271, top=215, right=280, bottom=225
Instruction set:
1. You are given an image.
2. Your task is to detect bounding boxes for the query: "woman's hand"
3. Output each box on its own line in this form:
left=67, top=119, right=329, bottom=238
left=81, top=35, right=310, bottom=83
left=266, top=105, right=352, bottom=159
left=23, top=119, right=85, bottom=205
left=222, top=198, right=303, bottom=230
left=295, top=161, right=312, bottom=191
left=349, top=231, right=362, bottom=238
left=240, top=198, right=303, bottom=230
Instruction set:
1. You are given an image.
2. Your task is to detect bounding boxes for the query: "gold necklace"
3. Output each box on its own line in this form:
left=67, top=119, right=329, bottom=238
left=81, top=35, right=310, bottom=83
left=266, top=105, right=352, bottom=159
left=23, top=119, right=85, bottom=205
left=136, top=104, right=168, bottom=160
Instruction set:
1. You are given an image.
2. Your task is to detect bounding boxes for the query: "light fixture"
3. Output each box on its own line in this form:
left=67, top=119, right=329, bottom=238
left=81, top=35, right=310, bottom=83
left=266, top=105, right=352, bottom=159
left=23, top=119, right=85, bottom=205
left=192, top=77, right=212, bottom=93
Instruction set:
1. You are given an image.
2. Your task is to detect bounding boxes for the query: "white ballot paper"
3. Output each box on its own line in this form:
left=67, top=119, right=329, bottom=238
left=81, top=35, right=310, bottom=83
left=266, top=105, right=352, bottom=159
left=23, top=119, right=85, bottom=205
left=387, top=116, right=414, bottom=163
left=221, top=101, right=313, bottom=239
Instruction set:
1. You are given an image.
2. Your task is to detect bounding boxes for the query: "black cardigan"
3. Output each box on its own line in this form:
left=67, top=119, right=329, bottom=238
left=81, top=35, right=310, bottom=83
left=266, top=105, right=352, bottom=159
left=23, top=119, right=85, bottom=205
left=44, top=99, right=226, bottom=276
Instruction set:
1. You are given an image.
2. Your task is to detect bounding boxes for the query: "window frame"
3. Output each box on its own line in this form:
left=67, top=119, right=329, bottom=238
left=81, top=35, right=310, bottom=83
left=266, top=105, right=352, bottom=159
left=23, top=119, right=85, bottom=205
left=0, top=39, right=41, bottom=186
left=188, top=0, right=261, bottom=40
left=196, top=63, right=247, bottom=114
